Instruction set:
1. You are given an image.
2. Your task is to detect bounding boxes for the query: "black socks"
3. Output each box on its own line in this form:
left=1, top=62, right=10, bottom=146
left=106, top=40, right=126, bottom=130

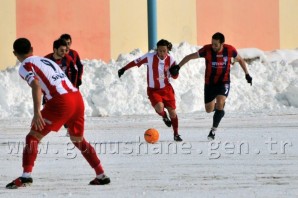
left=213, top=109, right=225, bottom=128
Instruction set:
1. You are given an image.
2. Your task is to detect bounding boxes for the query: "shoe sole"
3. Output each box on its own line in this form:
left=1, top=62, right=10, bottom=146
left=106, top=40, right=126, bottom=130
left=207, top=136, right=215, bottom=141
left=89, top=178, right=111, bottom=185
left=6, top=183, right=32, bottom=189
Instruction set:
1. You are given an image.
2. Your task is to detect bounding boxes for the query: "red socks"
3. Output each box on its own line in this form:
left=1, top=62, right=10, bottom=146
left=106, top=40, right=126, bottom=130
left=157, top=110, right=166, bottom=118
left=23, top=135, right=39, bottom=173
left=73, top=138, right=104, bottom=175
left=22, top=135, right=104, bottom=175
left=171, top=116, right=179, bottom=136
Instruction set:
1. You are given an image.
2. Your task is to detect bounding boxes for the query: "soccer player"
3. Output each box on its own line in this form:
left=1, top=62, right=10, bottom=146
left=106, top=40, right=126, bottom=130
left=118, top=39, right=182, bottom=142
left=45, top=38, right=79, bottom=136
left=170, top=32, right=252, bottom=140
left=6, top=38, right=110, bottom=189
left=60, top=34, right=84, bottom=88
left=45, top=38, right=78, bottom=88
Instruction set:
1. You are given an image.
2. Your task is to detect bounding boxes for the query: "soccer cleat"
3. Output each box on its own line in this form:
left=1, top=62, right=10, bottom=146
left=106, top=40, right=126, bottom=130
left=6, top=177, right=33, bottom=189
left=174, top=135, right=183, bottom=142
left=162, top=116, right=172, bottom=127
left=89, top=175, right=111, bottom=185
left=207, top=129, right=216, bottom=141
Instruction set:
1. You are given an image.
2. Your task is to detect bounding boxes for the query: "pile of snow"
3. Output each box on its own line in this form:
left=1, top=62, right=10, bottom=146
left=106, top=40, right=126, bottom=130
left=0, top=43, right=298, bottom=118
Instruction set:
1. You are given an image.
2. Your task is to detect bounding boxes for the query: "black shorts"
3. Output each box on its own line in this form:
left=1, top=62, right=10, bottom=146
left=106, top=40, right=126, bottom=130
left=204, top=83, right=230, bottom=104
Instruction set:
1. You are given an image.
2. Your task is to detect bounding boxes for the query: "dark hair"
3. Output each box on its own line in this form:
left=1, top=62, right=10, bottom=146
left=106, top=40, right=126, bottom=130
left=13, top=38, right=31, bottom=55
left=60, top=33, right=72, bottom=41
left=212, top=32, right=225, bottom=43
left=156, top=39, right=172, bottom=51
left=53, top=39, right=68, bottom=49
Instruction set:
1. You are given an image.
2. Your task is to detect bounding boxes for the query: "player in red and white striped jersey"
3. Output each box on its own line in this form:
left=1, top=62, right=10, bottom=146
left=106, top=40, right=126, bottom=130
left=118, top=39, right=182, bottom=142
left=6, top=38, right=110, bottom=189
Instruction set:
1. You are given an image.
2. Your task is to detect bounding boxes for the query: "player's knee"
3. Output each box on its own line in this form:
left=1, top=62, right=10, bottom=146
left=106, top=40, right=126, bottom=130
left=168, top=110, right=177, bottom=118
left=70, top=136, right=83, bottom=143
left=205, top=107, right=214, bottom=113
left=154, top=103, right=164, bottom=113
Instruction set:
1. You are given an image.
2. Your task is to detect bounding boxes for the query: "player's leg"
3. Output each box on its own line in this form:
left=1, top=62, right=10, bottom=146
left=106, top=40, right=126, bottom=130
left=204, top=84, right=217, bottom=113
left=6, top=129, right=50, bottom=189
left=204, top=84, right=217, bottom=140
left=213, top=95, right=226, bottom=127
left=208, top=84, right=230, bottom=140
left=154, top=102, right=172, bottom=127
left=68, top=92, right=110, bottom=185
left=166, top=107, right=182, bottom=141
left=164, top=85, right=182, bottom=141
left=147, top=88, right=171, bottom=127
left=69, top=135, right=110, bottom=185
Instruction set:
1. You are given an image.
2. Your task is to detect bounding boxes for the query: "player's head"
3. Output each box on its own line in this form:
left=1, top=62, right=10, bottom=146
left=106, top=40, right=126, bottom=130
left=60, top=33, right=72, bottom=50
left=212, top=32, right=225, bottom=52
left=13, top=38, right=33, bottom=61
left=156, top=39, right=172, bottom=60
left=53, top=39, right=68, bottom=59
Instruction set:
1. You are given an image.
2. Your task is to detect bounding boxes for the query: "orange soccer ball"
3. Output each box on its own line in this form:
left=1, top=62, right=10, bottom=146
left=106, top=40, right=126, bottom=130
left=144, top=128, right=159, bottom=144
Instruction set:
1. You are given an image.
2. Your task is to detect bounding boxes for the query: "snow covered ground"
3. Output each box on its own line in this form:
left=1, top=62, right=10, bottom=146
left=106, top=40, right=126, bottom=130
left=0, top=43, right=298, bottom=197
left=0, top=112, right=298, bottom=197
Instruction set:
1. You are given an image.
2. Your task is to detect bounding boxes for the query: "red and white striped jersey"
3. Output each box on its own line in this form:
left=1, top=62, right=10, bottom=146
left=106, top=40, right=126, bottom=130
left=19, top=56, right=78, bottom=101
left=132, top=52, right=176, bottom=89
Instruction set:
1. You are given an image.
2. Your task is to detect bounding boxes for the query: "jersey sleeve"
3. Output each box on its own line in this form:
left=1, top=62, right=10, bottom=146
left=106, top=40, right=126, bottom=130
left=66, top=57, right=79, bottom=87
left=123, top=53, right=149, bottom=70
left=169, top=54, right=177, bottom=66
left=134, top=53, right=149, bottom=67
left=19, top=62, right=37, bottom=85
left=198, top=45, right=207, bottom=57
left=230, top=46, right=238, bottom=58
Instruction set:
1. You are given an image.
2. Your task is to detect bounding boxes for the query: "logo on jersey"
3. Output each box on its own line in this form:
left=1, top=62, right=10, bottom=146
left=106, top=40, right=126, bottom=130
left=52, top=72, right=66, bottom=81
left=223, top=56, right=228, bottom=65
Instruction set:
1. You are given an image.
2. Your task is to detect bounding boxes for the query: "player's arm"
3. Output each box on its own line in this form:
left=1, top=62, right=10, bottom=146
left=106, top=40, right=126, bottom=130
left=118, top=55, right=148, bottom=78
left=235, top=54, right=249, bottom=74
left=76, top=54, right=84, bottom=86
left=235, top=54, right=252, bottom=85
left=169, top=52, right=199, bottom=76
left=29, top=79, right=45, bottom=130
left=178, top=52, right=199, bottom=68
left=69, top=60, right=79, bottom=87
left=118, top=61, right=137, bottom=78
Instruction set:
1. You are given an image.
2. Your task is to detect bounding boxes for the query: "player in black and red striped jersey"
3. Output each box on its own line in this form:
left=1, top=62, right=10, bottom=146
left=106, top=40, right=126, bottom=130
left=170, top=32, right=252, bottom=140
left=45, top=39, right=78, bottom=88
left=45, top=39, right=79, bottom=135
left=60, top=34, right=84, bottom=88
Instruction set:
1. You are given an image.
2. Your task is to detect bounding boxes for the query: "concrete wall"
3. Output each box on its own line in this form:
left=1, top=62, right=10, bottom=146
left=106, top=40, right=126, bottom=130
left=0, top=1, right=17, bottom=68
left=196, top=0, right=280, bottom=50
left=16, top=0, right=110, bottom=60
left=279, top=0, right=298, bottom=49
left=158, top=0, right=197, bottom=45
left=0, top=0, right=297, bottom=70
left=110, top=0, right=147, bottom=59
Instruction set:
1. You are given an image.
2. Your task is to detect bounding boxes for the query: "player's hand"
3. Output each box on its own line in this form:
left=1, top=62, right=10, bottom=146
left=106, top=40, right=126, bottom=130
left=118, top=68, right=125, bottom=78
left=245, top=74, right=252, bottom=86
left=169, top=65, right=180, bottom=76
left=31, top=112, right=46, bottom=131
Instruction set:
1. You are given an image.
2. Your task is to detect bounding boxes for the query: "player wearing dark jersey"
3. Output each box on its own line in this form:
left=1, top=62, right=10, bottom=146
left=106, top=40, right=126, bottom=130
left=60, top=34, right=84, bottom=88
left=170, top=32, right=252, bottom=140
left=45, top=39, right=78, bottom=88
